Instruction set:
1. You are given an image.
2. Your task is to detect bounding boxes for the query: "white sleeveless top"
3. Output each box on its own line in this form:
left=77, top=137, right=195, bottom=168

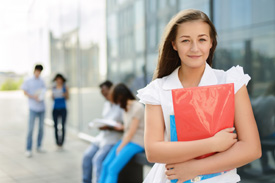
left=137, top=63, right=250, bottom=183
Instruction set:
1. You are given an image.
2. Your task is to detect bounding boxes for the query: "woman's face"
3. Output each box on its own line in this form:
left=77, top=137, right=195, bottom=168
left=56, top=77, right=63, bottom=85
left=172, top=20, right=212, bottom=69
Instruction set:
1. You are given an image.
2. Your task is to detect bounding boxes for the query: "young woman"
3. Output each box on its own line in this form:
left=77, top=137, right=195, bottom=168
left=52, top=73, right=69, bottom=148
left=99, top=83, right=145, bottom=183
left=137, top=9, right=261, bottom=183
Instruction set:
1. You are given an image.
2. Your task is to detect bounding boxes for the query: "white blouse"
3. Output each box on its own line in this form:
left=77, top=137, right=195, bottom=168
left=137, top=63, right=250, bottom=183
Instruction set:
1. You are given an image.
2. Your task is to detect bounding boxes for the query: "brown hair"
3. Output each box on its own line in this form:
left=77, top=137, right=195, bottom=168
left=153, top=9, right=217, bottom=79
left=112, top=83, right=136, bottom=111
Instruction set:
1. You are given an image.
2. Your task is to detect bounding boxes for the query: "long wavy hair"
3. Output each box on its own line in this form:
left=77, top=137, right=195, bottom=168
left=153, top=9, right=217, bottom=79
left=112, top=83, right=136, bottom=111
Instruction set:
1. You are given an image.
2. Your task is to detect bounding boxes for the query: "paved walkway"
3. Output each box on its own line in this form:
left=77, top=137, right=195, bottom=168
left=0, top=91, right=274, bottom=183
left=0, top=91, right=88, bottom=183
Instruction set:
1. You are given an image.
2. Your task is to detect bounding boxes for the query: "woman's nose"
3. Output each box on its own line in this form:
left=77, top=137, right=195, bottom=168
left=190, top=41, right=199, bottom=52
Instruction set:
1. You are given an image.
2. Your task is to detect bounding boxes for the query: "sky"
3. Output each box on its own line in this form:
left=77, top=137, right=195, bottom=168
left=0, top=0, right=42, bottom=75
left=0, top=0, right=106, bottom=77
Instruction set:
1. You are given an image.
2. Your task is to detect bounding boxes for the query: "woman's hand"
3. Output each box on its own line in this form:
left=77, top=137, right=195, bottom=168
left=165, top=159, right=199, bottom=182
left=116, top=144, right=124, bottom=155
left=98, top=125, right=110, bottom=130
left=211, top=127, right=237, bottom=152
left=114, top=124, right=124, bottom=131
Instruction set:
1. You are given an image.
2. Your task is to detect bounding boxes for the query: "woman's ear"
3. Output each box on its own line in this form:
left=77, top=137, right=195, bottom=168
left=172, top=41, right=178, bottom=51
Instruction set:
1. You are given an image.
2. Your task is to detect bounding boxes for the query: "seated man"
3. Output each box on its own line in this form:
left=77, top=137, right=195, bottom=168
left=82, top=81, right=123, bottom=183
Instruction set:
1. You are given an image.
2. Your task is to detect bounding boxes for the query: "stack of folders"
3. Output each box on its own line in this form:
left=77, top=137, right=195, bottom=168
left=170, top=83, right=235, bottom=183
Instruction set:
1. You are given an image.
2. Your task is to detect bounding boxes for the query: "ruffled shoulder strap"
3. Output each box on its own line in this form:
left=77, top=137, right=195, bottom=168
left=226, top=65, right=251, bottom=93
left=136, top=79, right=162, bottom=105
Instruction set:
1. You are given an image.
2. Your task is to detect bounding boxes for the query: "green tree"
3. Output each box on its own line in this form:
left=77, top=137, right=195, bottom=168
left=1, top=78, right=23, bottom=91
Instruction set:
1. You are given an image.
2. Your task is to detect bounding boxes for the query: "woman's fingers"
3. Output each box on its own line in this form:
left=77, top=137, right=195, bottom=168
left=166, top=174, right=177, bottom=180
left=165, top=163, right=175, bottom=169
left=165, top=168, right=175, bottom=176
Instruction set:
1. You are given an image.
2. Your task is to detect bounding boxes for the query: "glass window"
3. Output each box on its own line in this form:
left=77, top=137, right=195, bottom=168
left=117, top=0, right=127, bottom=5
left=148, top=0, right=156, bottom=12
left=120, top=59, right=134, bottom=80
left=169, top=0, right=176, bottom=6
left=213, top=2, right=275, bottom=178
left=107, top=14, right=118, bottom=58
left=214, top=0, right=251, bottom=31
left=158, top=0, right=166, bottom=9
left=214, top=0, right=275, bottom=99
left=157, top=20, right=166, bottom=44
left=250, top=35, right=275, bottom=97
left=146, top=53, right=158, bottom=81
left=215, top=41, right=245, bottom=70
left=251, top=0, right=275, bottom=25
left=128, top=57, right=147, bottom=94
left=134, top=0, right=145, bottom=53
left=148, top=24, right=156, bottom=49
left=179, top=0, right=210, bottom=15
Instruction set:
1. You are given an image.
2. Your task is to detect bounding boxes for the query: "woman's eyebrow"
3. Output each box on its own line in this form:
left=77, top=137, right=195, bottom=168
left=198, top=34, right=209, bottom=37
left=179, top=35, right=190, bottom=38
left=179, top=34, right=209, bottom=38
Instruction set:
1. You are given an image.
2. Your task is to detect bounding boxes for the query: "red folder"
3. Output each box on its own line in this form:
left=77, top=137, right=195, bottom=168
left=172, top=83, right=235, bottom=159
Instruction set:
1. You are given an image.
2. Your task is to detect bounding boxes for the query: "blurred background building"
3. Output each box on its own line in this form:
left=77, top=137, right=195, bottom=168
left=45, top=0, right=106, bottom=136
left=106, top=0, right=275, bottom=98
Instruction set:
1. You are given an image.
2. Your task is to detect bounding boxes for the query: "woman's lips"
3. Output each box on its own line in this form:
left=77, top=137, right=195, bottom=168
left=188, top=55, right=201, bottom=59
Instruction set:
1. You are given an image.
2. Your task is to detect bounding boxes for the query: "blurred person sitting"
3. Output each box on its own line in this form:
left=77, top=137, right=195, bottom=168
left=82, top=80, right=123, bottom=183
left=99, top=83, right=145, bottom=183
left=21, top=64, right=46, bottom=158
left=252, top=81, right=275, bottom=174
left=52, top=73, right=69, bottom=149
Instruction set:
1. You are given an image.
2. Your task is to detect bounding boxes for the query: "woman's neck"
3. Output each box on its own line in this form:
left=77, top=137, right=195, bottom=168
left=56, top=83, right=63, bottom=88
left=178, top=64, right=205, bottom=88
left=126, top=99, right=135, bottom=110
left=127, top=99, right=134, bottom=106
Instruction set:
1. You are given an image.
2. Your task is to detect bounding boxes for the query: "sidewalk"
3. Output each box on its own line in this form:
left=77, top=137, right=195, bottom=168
left=0, top=91, right=88, bottom=183
left=0, top=91, right=274, bottom=183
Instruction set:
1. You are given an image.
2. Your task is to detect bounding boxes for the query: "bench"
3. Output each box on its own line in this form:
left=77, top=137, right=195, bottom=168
left=261, top=139, right=275, bottom=159
left=118, top=152, right=153, bottom=183
left=79, top=133, right=153, bottom=182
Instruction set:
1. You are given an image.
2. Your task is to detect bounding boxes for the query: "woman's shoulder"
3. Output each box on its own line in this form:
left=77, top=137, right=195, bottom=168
left=212, top=65, right=251, bottom=93
left=136, top=78, right=166, bottom=105
left=148, top=77, right=166, bottom=88
left=133, top=100, right=145, bottom=111
left=212, top=65, right=248, bottom=76
left=143, top=76, right=171, bottom=91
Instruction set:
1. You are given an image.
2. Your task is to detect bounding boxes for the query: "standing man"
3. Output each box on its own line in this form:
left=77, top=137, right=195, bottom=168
left=21, top=64, right=46, bottom=158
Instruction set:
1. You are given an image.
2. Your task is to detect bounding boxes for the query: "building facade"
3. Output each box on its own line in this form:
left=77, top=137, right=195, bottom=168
left=48, top=0, right=106, bottom=135
left=106, top=0, right=275, bottom=98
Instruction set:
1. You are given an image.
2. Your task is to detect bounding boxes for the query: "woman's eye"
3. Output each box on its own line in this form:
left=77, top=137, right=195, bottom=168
left=182, top=40, right=189, bottom=43
left=199, top=39, right=206, bottom=42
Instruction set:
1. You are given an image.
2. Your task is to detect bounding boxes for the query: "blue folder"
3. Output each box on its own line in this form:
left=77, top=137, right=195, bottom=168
left=170, top=115, right=178, bottom=183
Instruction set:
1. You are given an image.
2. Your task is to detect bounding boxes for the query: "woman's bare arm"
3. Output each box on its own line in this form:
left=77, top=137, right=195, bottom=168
left=64, top=86, right=69, bottom=99
left=165, top=85, right=262, bottom=181
left=145, top=101, right=237, bottom=163
left=116, top=117, right=140, bottom=154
